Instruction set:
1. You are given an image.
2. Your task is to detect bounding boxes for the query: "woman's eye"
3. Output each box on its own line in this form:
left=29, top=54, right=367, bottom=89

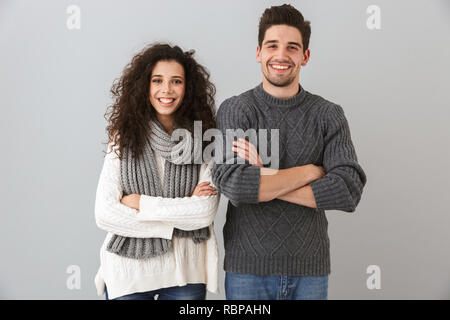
left=152, top=79, right=162, bottom=83
left=174, top=80, right=183, bottom=84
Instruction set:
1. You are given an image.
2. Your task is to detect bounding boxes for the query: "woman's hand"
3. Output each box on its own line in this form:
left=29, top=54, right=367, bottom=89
left=232, top=138, right=263, bottom=167
left=192, top=181, right=217, bottom=196
left=121, top=194, right=141, bottom=211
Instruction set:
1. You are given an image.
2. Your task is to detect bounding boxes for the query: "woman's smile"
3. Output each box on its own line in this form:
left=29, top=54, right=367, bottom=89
left=157, top=97, right=177, bottom=107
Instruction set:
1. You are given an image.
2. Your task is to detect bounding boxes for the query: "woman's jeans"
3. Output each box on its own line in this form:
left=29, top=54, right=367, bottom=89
left=105, top=283, right=206, bottom=300
left=225, top=272, right=328, bottom=300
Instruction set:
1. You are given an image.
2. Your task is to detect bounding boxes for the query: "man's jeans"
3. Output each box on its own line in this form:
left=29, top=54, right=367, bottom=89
left=225, top=272, right=328, bottom=300
left=105, top=283, right=206, bottom=300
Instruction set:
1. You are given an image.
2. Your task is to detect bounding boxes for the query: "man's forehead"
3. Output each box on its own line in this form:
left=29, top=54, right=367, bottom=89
left=264, top=25, right=302, bottom=43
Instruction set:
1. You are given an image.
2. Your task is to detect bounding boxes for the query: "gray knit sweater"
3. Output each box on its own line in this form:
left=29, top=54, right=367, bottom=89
left=212, top=83, right=367, bottom=276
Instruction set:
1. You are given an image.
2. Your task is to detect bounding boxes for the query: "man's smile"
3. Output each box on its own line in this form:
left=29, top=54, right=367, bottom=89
left=268, top=62, right=293, bottom=73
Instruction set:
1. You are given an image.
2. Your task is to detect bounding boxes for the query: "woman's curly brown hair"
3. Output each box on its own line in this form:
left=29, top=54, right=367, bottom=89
left=104, top=43, right=216, bottom=160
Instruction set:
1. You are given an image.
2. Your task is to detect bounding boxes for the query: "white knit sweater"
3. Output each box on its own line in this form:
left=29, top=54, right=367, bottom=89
left=94, top=143, right=220, bottom=299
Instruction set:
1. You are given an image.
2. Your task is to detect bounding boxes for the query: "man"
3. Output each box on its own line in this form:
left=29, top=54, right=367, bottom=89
left=212, top=4, right=367, bottom=300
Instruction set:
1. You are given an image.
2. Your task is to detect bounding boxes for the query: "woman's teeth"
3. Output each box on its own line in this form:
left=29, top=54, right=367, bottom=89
left=159, top=98, right=175, bottom=104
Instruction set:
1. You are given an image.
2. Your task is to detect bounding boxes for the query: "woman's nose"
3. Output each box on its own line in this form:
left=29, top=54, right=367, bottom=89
left=163, top=82, right=174, bottom=94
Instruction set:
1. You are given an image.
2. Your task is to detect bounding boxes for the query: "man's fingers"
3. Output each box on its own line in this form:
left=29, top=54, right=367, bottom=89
left=234, top=139, right=257, bottom=152
left=233, top=140, right=262, bottom=166
left=233, top=140, right=258, bottom=157
left=232, top=144, right=248, bottom=154
left=233, top=143, right=250, bottom=157
left=236, top=149, right=250, bottom=161
left=233, top=140, right=250, bottom=150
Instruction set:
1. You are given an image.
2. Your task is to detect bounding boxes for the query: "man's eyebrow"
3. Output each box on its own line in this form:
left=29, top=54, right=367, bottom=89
left=288, top=42, right=302, bottom=48
left=263, top=40, right=279, bottom=45
left=263, top=40, right=302, bottom=48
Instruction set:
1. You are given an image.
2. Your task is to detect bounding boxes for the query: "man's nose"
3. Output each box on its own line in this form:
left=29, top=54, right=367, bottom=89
left=276, top=47, right=289, bottom=60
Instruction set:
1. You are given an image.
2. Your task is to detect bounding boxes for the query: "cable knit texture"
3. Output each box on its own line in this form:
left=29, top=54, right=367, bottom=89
left=212, top=83, right=367, bottom=276
left=106, top=120, right=209, bottom=260
left=94, top=143, right=219, bottom=299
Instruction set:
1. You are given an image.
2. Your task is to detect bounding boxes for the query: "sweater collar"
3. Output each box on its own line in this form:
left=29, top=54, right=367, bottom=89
left=254, top=82, right=307, bottom=107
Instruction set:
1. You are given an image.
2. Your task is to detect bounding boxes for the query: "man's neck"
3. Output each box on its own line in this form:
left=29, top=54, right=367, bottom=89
left=262, top=79, right=300, bottom=99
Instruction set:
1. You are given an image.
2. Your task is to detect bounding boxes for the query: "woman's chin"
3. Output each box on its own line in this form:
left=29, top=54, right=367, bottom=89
left=155, top=107, right=178, bottom=117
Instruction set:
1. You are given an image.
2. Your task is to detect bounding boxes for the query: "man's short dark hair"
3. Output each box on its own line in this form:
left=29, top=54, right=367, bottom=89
left=258, top=4, right=311, bottom=52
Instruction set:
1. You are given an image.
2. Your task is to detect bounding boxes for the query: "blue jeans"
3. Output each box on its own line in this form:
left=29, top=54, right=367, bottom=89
left=225, top=272, right=328, bottom=300
left=105, top=283, right=206, bottom=300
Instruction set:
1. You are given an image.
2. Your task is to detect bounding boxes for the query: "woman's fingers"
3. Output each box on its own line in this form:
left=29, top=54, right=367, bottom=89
left=192, top=181, right=218, bottom=196
left=198, top=186, right=216, bottom=192
left=196, top=188, right=217, bottom=196
left=194, top=182, right=215, bottom=190
left=199, top=191, right=217, bottom=196
left=197, top=182, right=216, bottom=189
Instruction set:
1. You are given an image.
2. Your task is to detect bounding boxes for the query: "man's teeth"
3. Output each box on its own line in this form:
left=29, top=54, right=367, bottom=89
left=159, top=98, right=175, bottom=103
left=271, top=65, right=289, bottom=70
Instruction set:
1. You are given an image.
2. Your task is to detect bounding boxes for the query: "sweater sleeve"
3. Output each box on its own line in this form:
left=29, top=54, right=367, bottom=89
left=212, top=97, right=261, bottom=207
left=310, top=104, right=367, bottom=212
left=212, top=97, right=261, bottom=206
left=138, top=160, right=220, bottom=231
left=94, top=143, right=174, bottom=239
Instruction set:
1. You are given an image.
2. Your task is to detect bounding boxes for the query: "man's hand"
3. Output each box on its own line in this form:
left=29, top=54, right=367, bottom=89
left=233, top=138, right=326, bottom=182
left=121, top=194, right=141, bottom=211
left=233, top=138, right=326, bottom=204
left=306, top=164, right=326, bottom=181
left=232, top=138, right=263, bottom=167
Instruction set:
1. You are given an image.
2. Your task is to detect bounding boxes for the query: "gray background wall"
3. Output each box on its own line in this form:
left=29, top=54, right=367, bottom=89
left=0, top=0, right=449, bottom=299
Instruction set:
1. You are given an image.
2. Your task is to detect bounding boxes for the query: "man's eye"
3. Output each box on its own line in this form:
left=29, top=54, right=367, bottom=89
left=289, top=46, right=298, bottom=50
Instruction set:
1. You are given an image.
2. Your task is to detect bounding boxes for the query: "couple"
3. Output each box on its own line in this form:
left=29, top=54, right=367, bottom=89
left=94, top=4, right=367, bottom=300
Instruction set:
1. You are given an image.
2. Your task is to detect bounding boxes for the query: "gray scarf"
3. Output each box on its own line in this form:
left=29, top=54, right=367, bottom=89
left=106, top=120, right=210, bottom=259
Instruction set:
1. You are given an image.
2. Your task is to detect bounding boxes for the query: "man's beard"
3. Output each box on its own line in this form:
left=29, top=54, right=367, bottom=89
left=263, top=68, right=296, bottom=87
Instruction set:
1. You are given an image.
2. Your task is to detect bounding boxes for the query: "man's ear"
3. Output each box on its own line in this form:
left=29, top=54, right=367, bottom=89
left=256, top=45, right=261, bottom=63
left=301, top=48, right=311, bottom=66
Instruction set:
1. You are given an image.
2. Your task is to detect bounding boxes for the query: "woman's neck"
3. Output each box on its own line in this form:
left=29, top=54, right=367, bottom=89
left=156, top=115, right=174, bottom=135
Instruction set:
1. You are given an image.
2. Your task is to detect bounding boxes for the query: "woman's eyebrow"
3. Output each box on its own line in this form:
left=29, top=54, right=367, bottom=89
left=151, top=75, right=184, bottom=79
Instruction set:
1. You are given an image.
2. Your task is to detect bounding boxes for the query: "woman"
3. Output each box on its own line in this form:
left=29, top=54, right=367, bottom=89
left=94, top=43, right=220, bottom=300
